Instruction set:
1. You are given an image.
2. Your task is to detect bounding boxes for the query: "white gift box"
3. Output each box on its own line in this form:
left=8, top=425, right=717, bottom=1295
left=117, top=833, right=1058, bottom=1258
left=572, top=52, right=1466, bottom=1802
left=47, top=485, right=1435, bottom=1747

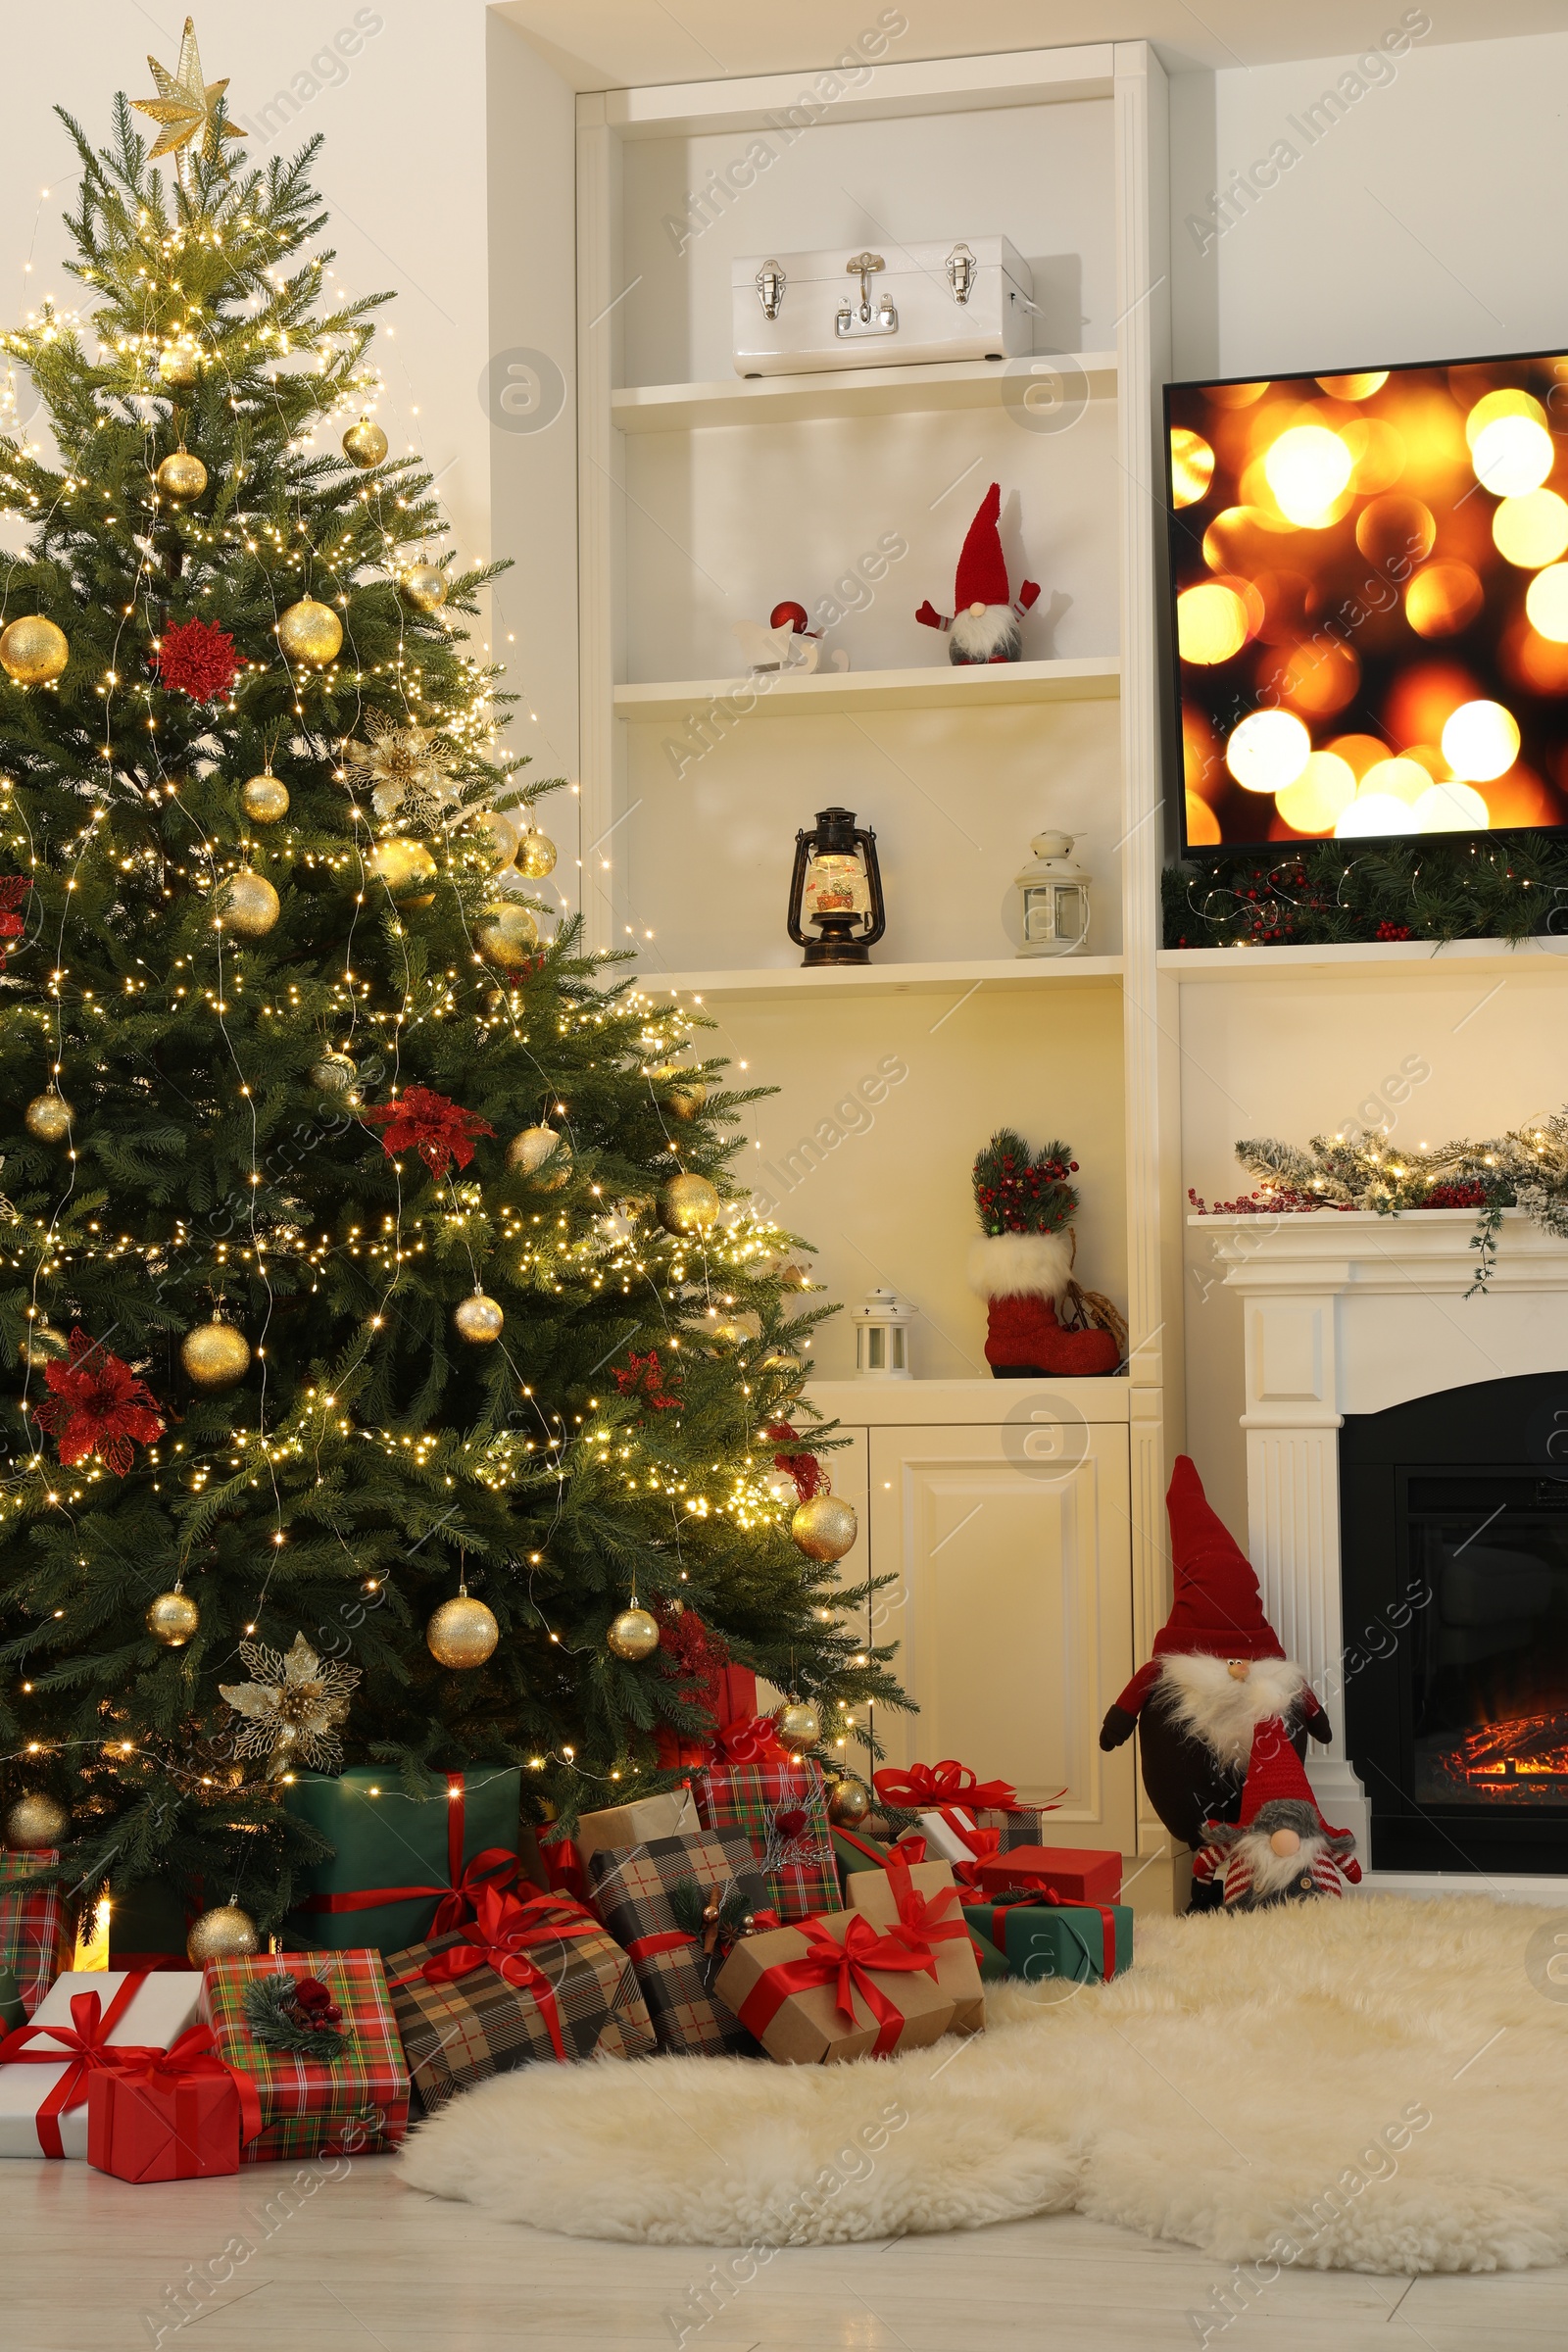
left=0, top=1969, right=201, bottom=2159
left=733, top=237, right=1034, bottom=376
left=913, top=1806, right=979, bottom=1866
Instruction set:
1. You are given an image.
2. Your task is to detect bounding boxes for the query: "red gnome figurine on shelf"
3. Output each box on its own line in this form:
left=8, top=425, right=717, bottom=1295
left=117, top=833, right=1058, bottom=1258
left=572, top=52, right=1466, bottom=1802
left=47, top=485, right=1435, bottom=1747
left=967, top=1128, right=1121, bottom=1378
left=915, top=480, right=1040, bottom=663
left=1193, top=1718, right=1360, bottom=1909
left=1099, top=1454, right=1334, bottom=1904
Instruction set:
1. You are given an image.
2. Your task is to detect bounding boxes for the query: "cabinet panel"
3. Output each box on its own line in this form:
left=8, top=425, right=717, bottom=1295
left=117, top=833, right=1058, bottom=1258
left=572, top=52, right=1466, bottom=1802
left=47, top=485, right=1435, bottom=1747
left=867, top=1421, right=1135, bottom=1851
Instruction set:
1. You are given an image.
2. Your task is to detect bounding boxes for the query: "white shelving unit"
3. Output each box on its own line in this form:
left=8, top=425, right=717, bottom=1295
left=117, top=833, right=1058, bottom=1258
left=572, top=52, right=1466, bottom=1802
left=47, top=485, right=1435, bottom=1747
left=574, top=41, right=1174, bottom=1852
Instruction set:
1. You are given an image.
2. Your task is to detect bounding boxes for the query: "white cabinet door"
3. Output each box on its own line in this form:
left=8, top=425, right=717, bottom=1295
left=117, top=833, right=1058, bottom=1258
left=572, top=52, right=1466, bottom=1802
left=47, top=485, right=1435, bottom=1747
left=866, top=1420, right=1135, bottom=1852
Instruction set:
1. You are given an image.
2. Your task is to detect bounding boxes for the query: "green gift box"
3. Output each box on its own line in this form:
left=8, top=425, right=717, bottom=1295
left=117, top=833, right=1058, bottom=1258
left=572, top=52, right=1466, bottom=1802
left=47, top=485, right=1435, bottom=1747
left=961, top=1895, right=1133, bottom=1984
left=282, top=1764, right=521, bottom=1953
left=831, top=1825, right=895, bottom=1894
left=0, top=1964, right=24, bottom=2034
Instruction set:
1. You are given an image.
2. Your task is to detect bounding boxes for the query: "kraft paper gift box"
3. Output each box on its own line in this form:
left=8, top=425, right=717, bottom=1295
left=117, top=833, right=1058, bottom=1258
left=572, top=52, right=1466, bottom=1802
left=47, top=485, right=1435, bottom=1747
left=282, top=1763, right=521, bottom=1953
left=0, top=1970, right=201, bottom=2159
left=713, top=1908, right=956, bottom=2065
left=587, top=1831, right=769, bottom=2055
left=972, top=1844, right=1123, bottom=1905
left=571, top=1787, right=697, bottom=1870
left=0, top=1851, right=74, bottom=2020
left=846, top=1857, right=986, bottom=2036
left=960, top=1895, right=1133, bottom=1984
left=198, top=1948, right=409, bottom=2161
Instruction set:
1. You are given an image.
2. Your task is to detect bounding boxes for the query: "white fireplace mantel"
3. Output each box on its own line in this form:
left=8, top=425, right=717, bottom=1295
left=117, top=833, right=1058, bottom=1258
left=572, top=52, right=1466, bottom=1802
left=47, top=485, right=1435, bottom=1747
left=1195, top=1207, right=1568, bottom=1866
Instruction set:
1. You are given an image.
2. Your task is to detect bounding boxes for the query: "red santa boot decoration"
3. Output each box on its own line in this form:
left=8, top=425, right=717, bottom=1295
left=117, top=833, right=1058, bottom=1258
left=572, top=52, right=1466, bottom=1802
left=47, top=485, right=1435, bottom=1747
left=1099, top=1454, right=1334, bottom=1895
left=967, top=1128, right=1120, bottom=1377
left=915, top=480, right=1041, bottom=664
left=1192, top=1718, right=1360, bottom=1909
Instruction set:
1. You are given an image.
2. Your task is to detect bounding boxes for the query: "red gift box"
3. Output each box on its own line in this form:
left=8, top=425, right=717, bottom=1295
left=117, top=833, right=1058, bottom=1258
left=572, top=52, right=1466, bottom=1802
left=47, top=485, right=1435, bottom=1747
left=87, top=2027, right=263, bottom=2183
left=973, top=1844, right=1122, bottom=1904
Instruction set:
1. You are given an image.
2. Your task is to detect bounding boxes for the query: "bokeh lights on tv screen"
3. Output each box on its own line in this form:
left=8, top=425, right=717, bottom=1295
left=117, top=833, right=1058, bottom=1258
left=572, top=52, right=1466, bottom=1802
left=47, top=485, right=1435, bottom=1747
left=1166, top=355, right=1568, bottom=852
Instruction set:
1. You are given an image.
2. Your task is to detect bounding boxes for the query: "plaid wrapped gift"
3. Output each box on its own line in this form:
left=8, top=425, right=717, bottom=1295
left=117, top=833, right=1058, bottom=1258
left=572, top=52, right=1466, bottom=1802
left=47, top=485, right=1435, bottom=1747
left=587, top=1832, right=768, bottom=2055
left=0, top=1851, right=74, bottom=2020
left=198, top=1949, right=409, bottom=2163
left=385, top=1886, right=654, bottom=2113
left=693, top=1751, right=838, bottom=1922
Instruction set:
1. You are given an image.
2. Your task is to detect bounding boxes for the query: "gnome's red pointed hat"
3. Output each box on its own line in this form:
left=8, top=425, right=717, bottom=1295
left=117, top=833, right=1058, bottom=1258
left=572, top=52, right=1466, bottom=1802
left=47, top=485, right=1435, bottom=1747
left=1154, top=1453, right=1284, bottom=1662
left=1206, top=1718, right=1356, bottom=1859
left=954, top=481, right=1011, bottom=609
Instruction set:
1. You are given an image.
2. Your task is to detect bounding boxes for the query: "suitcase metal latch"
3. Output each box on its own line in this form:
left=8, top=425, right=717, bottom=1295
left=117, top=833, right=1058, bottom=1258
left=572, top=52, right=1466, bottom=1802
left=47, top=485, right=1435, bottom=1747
left=755, top=261, right=786, bottom=319
left=946, top=243, right=977, bottom=304
left=836, top=251, right=897, bottom=339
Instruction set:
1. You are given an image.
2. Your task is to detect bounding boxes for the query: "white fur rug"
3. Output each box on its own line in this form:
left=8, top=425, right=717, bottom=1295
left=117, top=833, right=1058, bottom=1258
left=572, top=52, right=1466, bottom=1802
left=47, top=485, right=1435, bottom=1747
left=400, top=1895, right=1568, bottom=2273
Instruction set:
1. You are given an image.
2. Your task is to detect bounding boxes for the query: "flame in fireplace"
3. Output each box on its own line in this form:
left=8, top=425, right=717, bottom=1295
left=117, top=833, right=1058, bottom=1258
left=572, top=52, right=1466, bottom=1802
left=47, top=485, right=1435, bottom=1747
left=1424, top=1709, right=1568, bottom=1802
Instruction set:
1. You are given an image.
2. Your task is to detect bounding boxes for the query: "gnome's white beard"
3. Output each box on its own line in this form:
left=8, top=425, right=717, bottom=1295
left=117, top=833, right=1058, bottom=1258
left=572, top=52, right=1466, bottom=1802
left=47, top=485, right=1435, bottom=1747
left=949, top=605, right=1020, bottom=662
left=1157, top=1653, right=1309, bottom=1767
left=1229, top=1825, right=1329, bottom=1896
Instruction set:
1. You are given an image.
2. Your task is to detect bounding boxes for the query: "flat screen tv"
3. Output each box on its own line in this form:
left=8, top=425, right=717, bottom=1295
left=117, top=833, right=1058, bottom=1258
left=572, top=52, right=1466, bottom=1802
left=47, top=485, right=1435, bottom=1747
left=1164, top=351, right=1568, bottom=854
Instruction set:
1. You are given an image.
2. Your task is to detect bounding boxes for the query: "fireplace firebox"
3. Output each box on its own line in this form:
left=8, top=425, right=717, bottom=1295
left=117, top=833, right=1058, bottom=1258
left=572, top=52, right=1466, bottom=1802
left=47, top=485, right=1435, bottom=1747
left=1341, top=1373, right=1568, bottom=1876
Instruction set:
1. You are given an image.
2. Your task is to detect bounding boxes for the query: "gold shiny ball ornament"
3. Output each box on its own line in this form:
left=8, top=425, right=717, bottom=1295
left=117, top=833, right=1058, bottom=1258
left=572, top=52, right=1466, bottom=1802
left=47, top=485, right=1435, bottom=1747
left=0, top=615, right=69, bottom=686
left=507, top=1125, right=570, bottom=1189
left=24, top=1088, right=73, bottom=1144
left=310, top=1050, right=361, bottom=1103
left=159, top=343, right=201, bottom=389
left=607, top=1605, right=661, bottom=1662
left=277, top=598, right=344, bottom=666
left=156, top=448, right=208, bottom=502
left=215, top=869, right=280, bottom=940
left=759, top=1347, right=803, bottom=1377
left=476, top=902, right=539, bottom=972
left=369, top=837, right=438, bottom=906
left=146, top=1589, right=200, bottom=1646
left=402, top=563, right=448, bottom=613
left=660, top=1173, right=720, bottom=1236
left=777, top=1699, right=823, bottom=1751
left=791, top=1493, right=858, bottom=1564
left=710, top=1319, right=749, bottom=1350
left=240, top=772, right=290, bottom=823
left=454, top=1291, right=505, bottom=1345
left=19, top=1321, right=68, bottom=1369
left=186, top=1903, right=260, bottom=1965
left=652, top=1065, right=706, bottom=1120
left=342, top=416, right=388, bottom=468
left=514, top=830, right=558, bottom=880
left=180, top=1318, right=252, bottom=1392
left=5, top=1790, right=68, bottom=1850
left=826, top=1776, right=871, bottom=1827
left=427, top=1592, right=500, bottom=1670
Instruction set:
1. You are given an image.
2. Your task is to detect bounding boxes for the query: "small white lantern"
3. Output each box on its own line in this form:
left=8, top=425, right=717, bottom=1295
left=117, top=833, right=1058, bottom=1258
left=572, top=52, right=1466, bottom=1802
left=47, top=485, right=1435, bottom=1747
left=853, top=1286, right=913, bottom=1378
left=1014, top=831, right=1092, bottom=957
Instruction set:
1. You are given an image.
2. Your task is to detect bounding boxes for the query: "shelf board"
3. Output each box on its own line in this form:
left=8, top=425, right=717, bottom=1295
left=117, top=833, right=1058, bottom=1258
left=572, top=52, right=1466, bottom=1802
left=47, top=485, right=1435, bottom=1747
left=1158, top=939, right=1568, bottom=984
left=628, top=956, right=1124, bottom=1004
left=611, top=354, right=1118, bottom=434
left=614, top=656, right=1119, bottom=723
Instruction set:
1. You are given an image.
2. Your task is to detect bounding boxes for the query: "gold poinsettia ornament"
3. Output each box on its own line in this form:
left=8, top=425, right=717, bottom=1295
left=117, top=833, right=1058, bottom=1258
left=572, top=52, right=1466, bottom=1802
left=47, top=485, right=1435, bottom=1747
left=132, top=18, right=244, bottom=180
left=344, top=715, right=455, bottom=828
left=219, top=1632, right=362, bottom=1779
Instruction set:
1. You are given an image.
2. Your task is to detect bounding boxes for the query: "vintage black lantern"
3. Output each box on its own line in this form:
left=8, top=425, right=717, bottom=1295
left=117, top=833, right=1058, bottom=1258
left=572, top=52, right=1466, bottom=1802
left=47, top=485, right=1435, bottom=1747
left=786, top=806, right=886, bottom=966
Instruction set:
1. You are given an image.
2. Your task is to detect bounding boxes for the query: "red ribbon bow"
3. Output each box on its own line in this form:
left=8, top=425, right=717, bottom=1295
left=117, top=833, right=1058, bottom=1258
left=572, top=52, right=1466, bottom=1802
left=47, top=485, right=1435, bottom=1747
left=95, top=2023, right=265, bottom=2146
left=881, top=1850, right=967, bottom=1950
left=291, top=1773, right=518, bottom=1933
left=0, top=1978, right=158, bottom=2158
left=872, top=1759, right=1023, bottom=1812
left=734, top=1912, right=936, bottom=2058
left=392, top=1886, right=607, bottom=2064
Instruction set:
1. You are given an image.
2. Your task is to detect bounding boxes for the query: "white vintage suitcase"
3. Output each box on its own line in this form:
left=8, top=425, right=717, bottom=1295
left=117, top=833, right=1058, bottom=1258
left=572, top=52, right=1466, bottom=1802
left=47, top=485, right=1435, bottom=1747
left=732, top=237, right=1034, bottom=376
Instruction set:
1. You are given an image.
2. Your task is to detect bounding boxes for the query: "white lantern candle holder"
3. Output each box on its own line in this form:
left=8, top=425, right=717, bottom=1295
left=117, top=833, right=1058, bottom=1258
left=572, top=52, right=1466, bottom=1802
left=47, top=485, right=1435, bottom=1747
left=1014, top=831, right=1091, bottom=957
left=853, top=1286, right=914, bottom=1378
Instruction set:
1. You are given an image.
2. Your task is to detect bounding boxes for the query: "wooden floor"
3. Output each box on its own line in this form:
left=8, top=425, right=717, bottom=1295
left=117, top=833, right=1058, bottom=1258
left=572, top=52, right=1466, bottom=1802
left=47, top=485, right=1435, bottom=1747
left=3, top=2156, right=1563, bottom=2352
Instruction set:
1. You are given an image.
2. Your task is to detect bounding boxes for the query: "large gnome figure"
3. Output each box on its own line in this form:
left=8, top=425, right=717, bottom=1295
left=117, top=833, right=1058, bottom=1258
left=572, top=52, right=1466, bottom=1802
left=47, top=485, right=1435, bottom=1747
left=1100, top=1455, right=1333, bottom=1894
left=1193, top=1719, right=1360, bottom=1908
left=915, top=480, right=1040, bottom=663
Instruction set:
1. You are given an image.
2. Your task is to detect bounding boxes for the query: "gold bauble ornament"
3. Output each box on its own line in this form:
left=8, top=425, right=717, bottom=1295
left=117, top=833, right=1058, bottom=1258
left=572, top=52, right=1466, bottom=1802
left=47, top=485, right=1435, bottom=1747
left=146, top=1589, right=200, bottom=1646
left=342, top=416, right=388, bottom=468
left=24, top=1088, right=73, bottom=1144
left=156, top=447, right=208, bottom=501
left=0, top=615, right=69, bottom=686
left=402, top=563, right=447, bottom=613
left=791, top=1493, right=858, bottom=1563
left=5, top=1790, right=68, bottom=1850
left=19, top=1321, right=68, bottom=1369
left=216, top=869, right=280, bottom=940
left=652, top=1065, right=706, bottom=1120
left=277, top=598, right=343, bottom=666
left=159, top=343, right=201, bottom=389
left=759, top=1347, right=802, bottom=1377
left=427, top=1592, right=500, bottom=1669
left=827, top=1776, right=871, bottom=1827
left=506, top=1126, right=570, bottom=1188
left=607, top=1605, right=661, bottom=1661
left=660, top=1174, right=720, bottom=1236
left=240, top=772, right=289, bottom=823
left=186, top=1904, right=260, bottom=1965
left=478, top=808, right=521, bottom=868
left=475, top=902, right=539, bottom=972
left=310, top=1050, right=361, bottom=1104
left=454, top=1291, right=505, bottom=1345
left=777, top=1699, right=822, bottom=1751
left=710, top=1319, right=748, bottom=1350
left=514, top=830, right=557, bottom=880
left=180, top=1318, right=251, bottom=1391
left=369, top=837, right=437, bottom=906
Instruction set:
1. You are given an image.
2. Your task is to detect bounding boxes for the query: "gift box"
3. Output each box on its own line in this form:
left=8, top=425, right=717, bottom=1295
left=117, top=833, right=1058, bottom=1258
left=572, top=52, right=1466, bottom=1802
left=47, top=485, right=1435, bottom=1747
left=282, top=1764, right=521, bottom=1953
left=693, top=1746, right=838, bottom=1922
left=961, top=1895, right=1133, bottom=1984
left=714, top=1908, right=956, bottom=2064
left=385, top=1886, right=655, bottom=2113
left=108, top=1878, right=195, bottom=1973
left=972, top=1805, right=1061, bottom=1852
left=587, top=1831, right=769, bottom=2055
left=0, top=1970, right=202, bottom=2158
left=86, top=2026, right=263, bottom=2182
left=198, top=1949, right=409, bottom=2162
left=972, top=1844, right=1122, bottom=1905
left=830, top=1824, right=895, bottom=1895
left=571, top=1788, right=697, bottom=1870
left=872, top=1762, right=1060, bottom=1865
left=846, top=1856, right=986, bottom=2035
left=655, top=1660, right=760, bottom=1770
left=0, top=1851, right=74, bottom=2020
left=0, top=1968, right=24, bottom=2034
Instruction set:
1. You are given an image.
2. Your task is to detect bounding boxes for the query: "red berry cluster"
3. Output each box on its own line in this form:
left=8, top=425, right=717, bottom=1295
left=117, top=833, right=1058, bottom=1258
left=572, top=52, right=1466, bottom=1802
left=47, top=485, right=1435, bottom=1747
left=1375, top=920, right=1414, bottom=941
left=1421, top=1180, right=1489, bottom=1208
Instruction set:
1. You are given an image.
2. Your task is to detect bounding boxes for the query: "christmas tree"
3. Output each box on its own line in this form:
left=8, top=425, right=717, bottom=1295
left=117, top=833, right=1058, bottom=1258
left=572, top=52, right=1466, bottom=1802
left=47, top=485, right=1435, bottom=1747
left=0, top=36, right=901, bottom=1937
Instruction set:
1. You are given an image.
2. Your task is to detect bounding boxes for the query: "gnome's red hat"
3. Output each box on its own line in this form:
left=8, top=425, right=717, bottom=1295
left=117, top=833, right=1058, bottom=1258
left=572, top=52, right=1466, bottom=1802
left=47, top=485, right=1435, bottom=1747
left=954, top=482, right=1010, bottom=610
left=1152, top=1454, right=1284, bottom=1663
left=1219, top=1718, right=1355, bottom=1856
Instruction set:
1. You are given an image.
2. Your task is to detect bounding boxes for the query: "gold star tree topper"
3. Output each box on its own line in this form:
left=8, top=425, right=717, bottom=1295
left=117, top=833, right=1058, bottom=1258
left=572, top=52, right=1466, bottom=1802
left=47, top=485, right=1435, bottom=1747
left=133, top=18, right=244, bottom=177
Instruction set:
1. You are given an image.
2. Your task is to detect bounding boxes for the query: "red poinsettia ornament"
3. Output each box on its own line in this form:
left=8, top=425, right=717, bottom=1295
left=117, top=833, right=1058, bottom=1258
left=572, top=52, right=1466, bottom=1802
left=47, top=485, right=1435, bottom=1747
left=765, top=1420, right=823, bottom=1500
left=153, top=616, right=240, bottom=705
left=32, top=1328, right=165, bottom=1476
left=613, top=1349, right=680, bottom=1410
left=360, top=1084, right=494, bottom=1178
left=0, top=875, right=30, bottom=956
